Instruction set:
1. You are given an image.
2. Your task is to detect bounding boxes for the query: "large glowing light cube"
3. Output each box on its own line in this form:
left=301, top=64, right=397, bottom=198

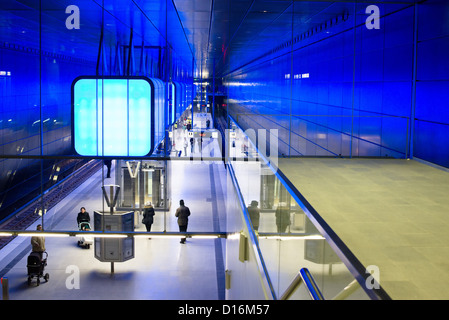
left=72, top=77, right=153, bottom=157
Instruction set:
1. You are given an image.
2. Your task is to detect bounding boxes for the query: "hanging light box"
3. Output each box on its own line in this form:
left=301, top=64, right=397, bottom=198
left=71, top=77, right=154, bottom=157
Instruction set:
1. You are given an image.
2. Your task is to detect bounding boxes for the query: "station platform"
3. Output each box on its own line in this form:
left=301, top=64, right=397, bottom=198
left=4, top=113, right=438, bottom=300
left=0, top=157, right=228, bottom=300
left=0, top=113, right=231, bottom=300
left=0, top=114, right=363, bottom=301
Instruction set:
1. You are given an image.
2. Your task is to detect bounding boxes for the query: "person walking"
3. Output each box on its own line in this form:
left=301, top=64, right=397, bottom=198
left=175, top=199, right=190, bottom=244
left=142, top=202, right=155, bottom=239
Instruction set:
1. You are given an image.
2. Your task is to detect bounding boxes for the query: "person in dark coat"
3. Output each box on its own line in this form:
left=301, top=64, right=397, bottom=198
left=247, top=200, right=260, bottom=232
left=77, top=207, right=90, bottom=226
left=142, top=202, right=155, bottom=239
left=175, top=199, right=191, bottom=244
left=275, top=202, right=291, bottom=233
left=103, top=159, right=112, bottom=178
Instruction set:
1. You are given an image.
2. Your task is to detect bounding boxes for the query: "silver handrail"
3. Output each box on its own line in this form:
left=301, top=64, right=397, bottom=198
left=332, top=279, right=361, bottom=300
left=280, top=268, right=325, bottom=300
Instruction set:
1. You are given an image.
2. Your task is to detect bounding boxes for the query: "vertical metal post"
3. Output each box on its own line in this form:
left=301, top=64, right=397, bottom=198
left=409, top=3, right=419, bottom=159
left=350, top=3, right=356, bottom=159
left=109, top=185, right=114, bottom=214
left=192, top=56, right=195, bottom=125
left=289, top=1, right=294, bottom=157
left=96, top=27, right=104, bottom=76
left=212, top=58, right=215, bottom=125
left=39, top=0, right=45, bottom=231
left=1, top=277, right=9, bottom=300
left=127, top=28, right=133, bottom=76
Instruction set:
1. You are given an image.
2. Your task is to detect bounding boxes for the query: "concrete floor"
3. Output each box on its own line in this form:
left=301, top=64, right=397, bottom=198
left=278, top=157, right=449, bottom=300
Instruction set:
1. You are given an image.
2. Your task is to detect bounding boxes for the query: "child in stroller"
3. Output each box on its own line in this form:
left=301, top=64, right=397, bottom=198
left=77, top=221, right=93, bottom=249
left=27, top=251, right=49, bottom=286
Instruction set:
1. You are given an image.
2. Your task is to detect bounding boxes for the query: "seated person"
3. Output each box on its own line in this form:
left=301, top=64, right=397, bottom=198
left=77, top=207, right=90, bottom=225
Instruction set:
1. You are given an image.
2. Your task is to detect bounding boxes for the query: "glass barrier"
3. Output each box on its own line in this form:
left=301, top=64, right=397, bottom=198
left=226, top=115, right=387, bottom=300
left=224, top=164, right=273, bottom=299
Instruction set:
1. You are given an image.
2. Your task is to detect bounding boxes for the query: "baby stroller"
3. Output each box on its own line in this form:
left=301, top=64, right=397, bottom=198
left=27, top=251, right=49, bottom=286
left=77, top=221, right=93, bottom=249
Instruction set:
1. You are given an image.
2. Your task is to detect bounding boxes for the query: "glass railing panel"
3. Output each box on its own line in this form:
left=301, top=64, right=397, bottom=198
left=224, top=165, right=273, bottom=299
left=227, top=115, right=386, bottom=300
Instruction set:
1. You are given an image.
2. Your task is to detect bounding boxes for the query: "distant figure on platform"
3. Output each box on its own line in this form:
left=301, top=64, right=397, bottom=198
left=190, top=137, right=194, bottom=153
left=77, top=207, right=91, bottom=225
left=175, top=199, right=191, bottom=244
left=31, top=224, right=46, bottom=260
left=206, top=119, right=210, bottom=129
left=183, top=138, right=188, bottom=156
left=247, top=200, right=260, bottom=232
left=104, top=159, right=112, bottom=178
left=142, top=202, right=155, bottom=239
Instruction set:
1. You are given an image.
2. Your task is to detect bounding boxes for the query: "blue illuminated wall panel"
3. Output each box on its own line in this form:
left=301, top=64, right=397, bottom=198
left=0, top=0, right=194, bottom=221
left=0, top=43, right=95, bottom=218
left=413, top=0, right=449, bottom=168
left=226, top=3, right=415, bottom=160
left=72, top=77, right=153, bottom=157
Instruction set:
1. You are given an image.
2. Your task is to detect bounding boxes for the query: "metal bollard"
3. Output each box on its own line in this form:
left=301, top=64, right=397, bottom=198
left=1, top=277, right=9, bottom=300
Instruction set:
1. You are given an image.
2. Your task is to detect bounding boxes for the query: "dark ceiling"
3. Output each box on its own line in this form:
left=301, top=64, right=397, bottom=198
left=173, top=0, right=417, bottom=78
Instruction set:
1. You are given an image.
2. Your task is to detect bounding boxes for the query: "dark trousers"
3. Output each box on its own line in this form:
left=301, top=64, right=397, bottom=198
left=179, top=225, right=187, bottom=243
left=145, top=224, right=152, bottom=232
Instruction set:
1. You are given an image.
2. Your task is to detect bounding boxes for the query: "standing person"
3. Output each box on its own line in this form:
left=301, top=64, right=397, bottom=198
left=77, top=207, right=90, bottom=226
left=183, top=138, right=188, bottom=156
left=175, top=199, right=190, bottom=244
left=190, top=137, right=194, bottom=153
left=142, top=202, right=155, bottom=239
left=275, top=202, right=291, bottom=233
left=104, top=159, right=112, bottom=178
left=247, top=200, right=260, bottom=232
left=31, top=224, right=45, bottom=260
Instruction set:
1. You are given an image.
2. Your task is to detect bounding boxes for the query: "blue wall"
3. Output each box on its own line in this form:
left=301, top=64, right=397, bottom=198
left=414, top=0, right=449, bottom=167
left=0, top=0, right=194, bottom=220
left=0, top=43, right=95, bottom=217
left=225, top=0, right=449, bottom=168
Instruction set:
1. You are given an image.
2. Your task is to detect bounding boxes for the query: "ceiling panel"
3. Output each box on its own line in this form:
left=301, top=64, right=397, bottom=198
left=1, top=0, right=418, bottom=78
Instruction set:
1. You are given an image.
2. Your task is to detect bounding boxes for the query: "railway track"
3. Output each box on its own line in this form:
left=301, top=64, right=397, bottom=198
left=0, top=160, right=102, bottom=249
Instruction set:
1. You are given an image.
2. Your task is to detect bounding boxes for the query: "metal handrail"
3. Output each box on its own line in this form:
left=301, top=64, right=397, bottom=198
left=0, top=230, right=228, bottom=238
left=280, top=268, right=325, bottom=300
left=332, top=279, right=361, bottom=300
